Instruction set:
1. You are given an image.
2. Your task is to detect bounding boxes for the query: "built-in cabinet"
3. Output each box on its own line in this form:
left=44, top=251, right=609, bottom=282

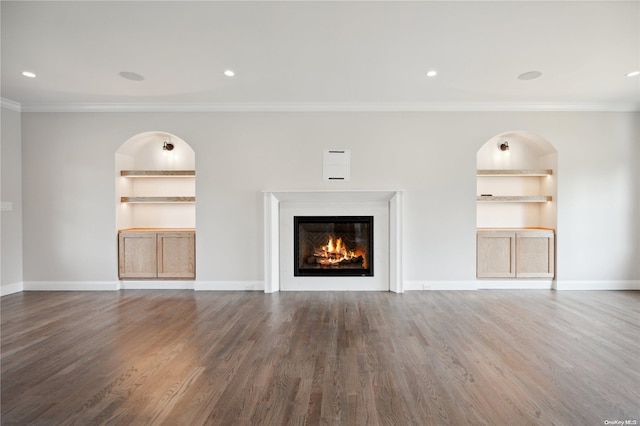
left=476, top=134, right=557, bottom=282
left=475, top=168, right=556, bottom=279
left=118, top=229, right=195, bottom=279
left=477, top=229, right=554, bottom=278
left=117, top=170, right=196, bottom=279
left=116, top=133, right=197, bottom=282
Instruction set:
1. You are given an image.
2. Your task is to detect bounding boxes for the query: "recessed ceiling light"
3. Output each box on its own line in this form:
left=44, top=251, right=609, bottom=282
left=626, top=70, right=640, bottom=77
left=426, top=70, right=437, bottom=77
left=224, top=70, right=235, bottom=77
left=119, top=71, right=144, bottom=81
left=518, top=71, right=542, bottom=81
left=22, top=71, right=36, bottom=78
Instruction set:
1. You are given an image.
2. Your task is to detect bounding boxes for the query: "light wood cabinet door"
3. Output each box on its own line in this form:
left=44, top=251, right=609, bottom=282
left=118, top=232, right=157, bottom=279
left=477, top=229, right=555, bottom=279
left=157, top=232, right=195, bottom=279
left=516, top=231, right=554, bottom=278
left=119, top=229, right=195, bottom=280
left=477, top=231, right=516, bottom=278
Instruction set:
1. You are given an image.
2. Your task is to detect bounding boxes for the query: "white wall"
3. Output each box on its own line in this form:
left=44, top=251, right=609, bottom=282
left=553, top=113, right=640, bottom=285
left=1, top=106, right=23, bottom=295
left=16, top=111, right=640, bottom=290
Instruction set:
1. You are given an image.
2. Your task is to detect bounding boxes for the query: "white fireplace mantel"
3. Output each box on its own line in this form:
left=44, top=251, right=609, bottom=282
left=263, top=190, right=403, bottom=293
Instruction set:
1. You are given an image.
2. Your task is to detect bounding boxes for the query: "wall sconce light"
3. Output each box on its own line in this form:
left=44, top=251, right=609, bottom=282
left=163, top=141, right=174, bottom=151
left=498, top=141, right=509, bottom=151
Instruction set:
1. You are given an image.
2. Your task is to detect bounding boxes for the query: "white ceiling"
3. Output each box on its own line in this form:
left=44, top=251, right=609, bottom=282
left=2, top=1, right=639, bottom=112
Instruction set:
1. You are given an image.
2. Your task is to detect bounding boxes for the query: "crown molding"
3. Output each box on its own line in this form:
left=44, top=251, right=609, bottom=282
left=17, top=101, right=640, bottom=113
left=6, top=0, right=634, bottom=1
left=1, top=98, right=22, bottom=112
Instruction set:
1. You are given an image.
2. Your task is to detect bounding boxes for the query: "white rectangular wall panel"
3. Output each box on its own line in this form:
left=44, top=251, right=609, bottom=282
left=323, top=149, right=351, bottom=181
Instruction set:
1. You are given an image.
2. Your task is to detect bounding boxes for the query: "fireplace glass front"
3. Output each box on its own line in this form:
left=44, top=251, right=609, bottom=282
left=294, top=216, right=373, bottom=276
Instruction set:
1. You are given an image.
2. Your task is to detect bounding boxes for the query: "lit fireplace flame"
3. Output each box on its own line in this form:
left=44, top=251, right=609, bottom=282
left=312, top=236, right=366, bottom=267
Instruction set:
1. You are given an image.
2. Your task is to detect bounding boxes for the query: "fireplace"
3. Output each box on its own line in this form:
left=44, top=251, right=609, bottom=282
left=294, top=216, right=374, bottom=276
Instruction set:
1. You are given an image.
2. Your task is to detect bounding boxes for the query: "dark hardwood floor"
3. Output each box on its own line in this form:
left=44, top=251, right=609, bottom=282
left=1, top=290, right=639, bottom=425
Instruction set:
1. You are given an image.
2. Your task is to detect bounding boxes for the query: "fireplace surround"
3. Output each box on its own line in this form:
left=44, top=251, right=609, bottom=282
left=263, top=190, right=403, bottom=292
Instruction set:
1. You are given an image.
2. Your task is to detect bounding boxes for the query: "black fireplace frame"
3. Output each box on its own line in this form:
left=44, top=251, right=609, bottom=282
left=294, top=215, right=374, bottom=277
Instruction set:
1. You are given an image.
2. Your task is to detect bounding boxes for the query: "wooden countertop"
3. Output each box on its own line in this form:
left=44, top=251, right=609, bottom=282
left=118, top=228, right=195, bottom=232
left=477, top=227, right=554, bottom=232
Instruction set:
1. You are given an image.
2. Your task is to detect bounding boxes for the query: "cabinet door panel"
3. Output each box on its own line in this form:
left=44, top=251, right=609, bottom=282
left=157, top=232, right=195, bottom=279
left=118, top=232, right=157, bottom=278
left=477, top=232, right=516, bottom=278
left=516, top=232, right=554, bottom=278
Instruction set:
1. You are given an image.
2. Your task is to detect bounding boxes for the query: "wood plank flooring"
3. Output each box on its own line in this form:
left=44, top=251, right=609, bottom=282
left=2, top=290, right=639, bottom=425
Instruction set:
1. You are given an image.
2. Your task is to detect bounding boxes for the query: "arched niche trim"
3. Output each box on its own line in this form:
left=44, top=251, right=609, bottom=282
left=476, top=130, right=557, bottom=230
left=115, top=131, right=196, bottom=231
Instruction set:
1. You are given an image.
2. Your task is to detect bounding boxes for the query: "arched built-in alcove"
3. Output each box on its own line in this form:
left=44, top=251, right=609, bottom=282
left=477, top=131, right=557, bottom=229
left=476, top=131, right=558, bottom=284
left=115, top=131, right=196, bottom=230
left=115, top=132, right=196, bottom=282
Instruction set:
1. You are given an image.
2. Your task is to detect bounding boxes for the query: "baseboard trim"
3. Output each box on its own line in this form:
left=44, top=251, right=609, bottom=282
left=119, top=281, right=195, bottom=290
left=477, top=280, right=553, bottom=290
left=403, top=281, right=427, bottom=291
left=426, top=281, right=479, bottom=290
left=1, top=282, right=24, bottom=296
left=11, top=280, right=639, bottom=292
left=195, top=281, right=264, bottom=291
left=23, top=281, right=119, bottom=291
left=405, top=281, right=479, bottom=291
left=555, top=280, right=640, bottom=291
left=13, top=281, right=264, bottom=292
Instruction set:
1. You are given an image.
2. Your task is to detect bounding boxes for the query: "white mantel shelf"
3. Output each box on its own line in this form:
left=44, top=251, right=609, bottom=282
left=263, top=190, right=403, bottom=293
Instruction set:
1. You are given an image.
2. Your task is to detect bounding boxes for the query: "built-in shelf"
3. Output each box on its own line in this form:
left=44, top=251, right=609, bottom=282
left=120, top=170, right=195, bottom=203
left=477, top=195, right=551, bottom=203
left=121, top=170, right=195, bottom=177
left=121, top=196, right=196, bottom=203
left=477, top=169, right=552, bottom=177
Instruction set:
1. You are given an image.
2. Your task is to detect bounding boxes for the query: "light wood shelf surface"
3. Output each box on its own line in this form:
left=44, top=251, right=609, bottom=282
left=477, top=195, right=551, bottom=202
left=477, top=227, right=554, bottom=232
left=119, top=228, right=195, bottom=232
left=121, top=196, right=195, bottom=203
left=477, top=169, right=552, bottom=176
left=120, top=170, right=195, bottom=177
